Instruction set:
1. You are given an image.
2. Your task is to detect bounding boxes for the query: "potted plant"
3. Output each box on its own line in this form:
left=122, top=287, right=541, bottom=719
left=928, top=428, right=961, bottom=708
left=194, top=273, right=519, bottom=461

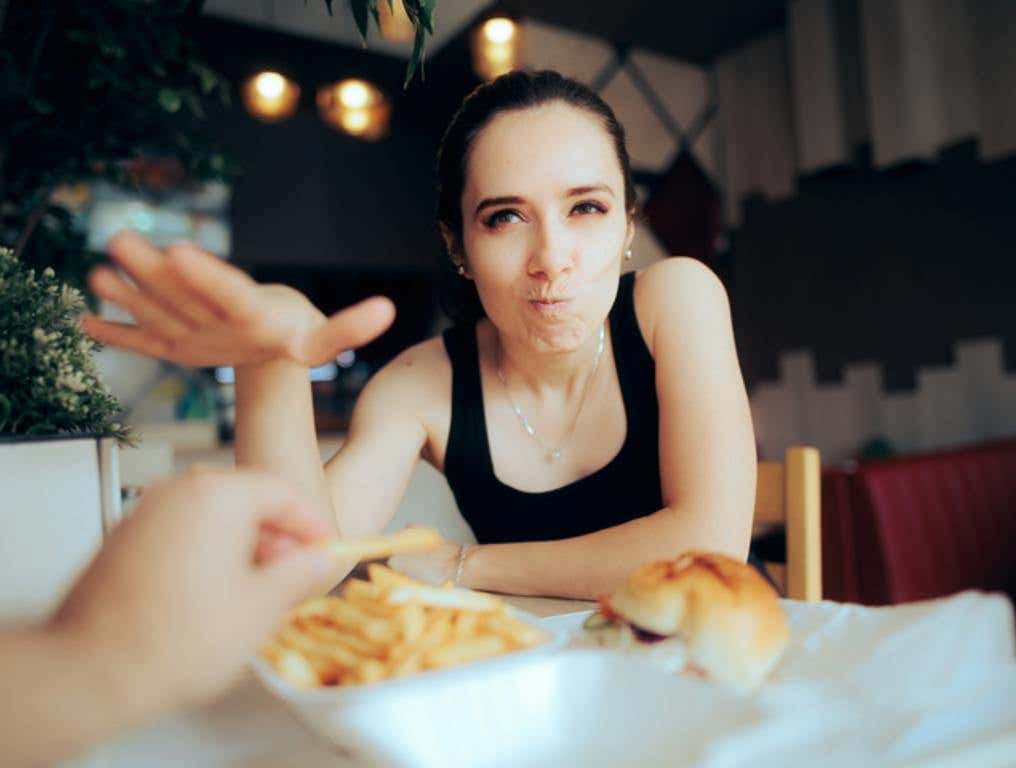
left=0, top=246, right=130, bottom=622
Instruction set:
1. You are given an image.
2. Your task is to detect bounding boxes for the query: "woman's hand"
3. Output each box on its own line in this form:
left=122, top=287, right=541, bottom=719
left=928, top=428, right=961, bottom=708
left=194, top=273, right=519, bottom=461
left=82, top=230, right=395, bottom=368
left=387, top=541, right=463, bottom=587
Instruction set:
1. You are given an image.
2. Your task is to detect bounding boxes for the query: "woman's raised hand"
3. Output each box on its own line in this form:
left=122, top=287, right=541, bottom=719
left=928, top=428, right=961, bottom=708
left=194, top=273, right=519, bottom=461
left=82, top=231, right=395, bottom=368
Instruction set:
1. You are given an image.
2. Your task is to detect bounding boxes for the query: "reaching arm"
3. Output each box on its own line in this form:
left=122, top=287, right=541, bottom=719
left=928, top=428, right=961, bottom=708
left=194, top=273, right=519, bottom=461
left=234, top=359, right=333, bottom=522
left=0, top=625, right=148, bottom=768
left=0, top=471, right=342, bottom=767
left=81, top=231, right=396, bottom=530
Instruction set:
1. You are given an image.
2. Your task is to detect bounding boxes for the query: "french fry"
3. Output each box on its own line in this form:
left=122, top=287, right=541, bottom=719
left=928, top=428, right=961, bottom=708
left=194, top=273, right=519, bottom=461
left=320, top=599, right=401, bottom=643
left=416, top=611, right=454, bottom=652
left=277, top=626, right=362, bottom=668
left=291, top=596, right=339, bottom=621
left=271, top=648, right=320, bottom=688
left=343, top=659, right=386, bottom=686
left=424, top=636, right=508, bottom=669
left=387, top=584, right=500, bottom=612
left=397, top=602, right=427, bottom=645
left=452, top=610, right=479, bottom=640
left=301, top=620, right=387, bottom=659
left=389, top=651, right=423, bottom=678
left=341, top=578, right=386, bottom=604
left=324, top=527, right=443, bottom=564
left=480, top=612, right=546, bottom=649
left=366, top=562, right=427, bottom=590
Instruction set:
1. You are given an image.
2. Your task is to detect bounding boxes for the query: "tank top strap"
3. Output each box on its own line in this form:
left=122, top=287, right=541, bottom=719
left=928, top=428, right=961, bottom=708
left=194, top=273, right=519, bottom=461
left=442, top=322, right=495, bottom=483
left=609, top=271, right=657, bottom=428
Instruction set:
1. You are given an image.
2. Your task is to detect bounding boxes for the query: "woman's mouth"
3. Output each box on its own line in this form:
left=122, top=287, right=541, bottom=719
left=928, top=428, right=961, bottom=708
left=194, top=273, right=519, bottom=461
left=528, top=297, right=573, bottom=315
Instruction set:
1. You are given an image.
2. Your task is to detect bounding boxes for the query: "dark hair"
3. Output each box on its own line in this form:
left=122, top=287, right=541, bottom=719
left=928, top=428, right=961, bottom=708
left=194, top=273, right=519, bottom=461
left=436, top=70, right=636, bottom=323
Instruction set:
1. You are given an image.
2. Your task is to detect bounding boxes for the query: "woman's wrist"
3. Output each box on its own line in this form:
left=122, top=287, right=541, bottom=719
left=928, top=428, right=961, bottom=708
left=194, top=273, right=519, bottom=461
left=235, top=357, right=310, bottom=381
left=454, top=544, right=476, bottom=588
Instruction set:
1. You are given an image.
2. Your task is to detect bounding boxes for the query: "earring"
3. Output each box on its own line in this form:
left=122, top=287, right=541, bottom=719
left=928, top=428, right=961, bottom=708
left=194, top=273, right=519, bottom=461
left=624, top=249, right=633, bottom=261
left=456, top=264, right=466, bottom=277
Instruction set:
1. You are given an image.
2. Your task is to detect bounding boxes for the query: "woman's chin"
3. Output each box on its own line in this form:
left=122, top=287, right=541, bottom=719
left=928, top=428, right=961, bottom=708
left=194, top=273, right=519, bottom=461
left=524, top=318, right=591, bottom=353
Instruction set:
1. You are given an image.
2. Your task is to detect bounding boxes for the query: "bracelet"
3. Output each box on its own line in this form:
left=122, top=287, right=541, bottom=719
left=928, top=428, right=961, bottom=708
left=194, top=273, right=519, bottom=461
left=454, top=544, right=472, bottom=587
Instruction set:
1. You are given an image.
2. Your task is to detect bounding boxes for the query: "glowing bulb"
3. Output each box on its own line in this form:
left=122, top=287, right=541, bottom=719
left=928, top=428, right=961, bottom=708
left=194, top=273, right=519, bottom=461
left=317, top=79, right=389, bottom=140
left=340, top=109, right=370, bottom=134
left=483, top=18, right=515, bottom=44
left=254, top=72, right=285, bottom=99
left=338, top=80, right=370, bottom=109
left=243, top=71, right=300, bottom=122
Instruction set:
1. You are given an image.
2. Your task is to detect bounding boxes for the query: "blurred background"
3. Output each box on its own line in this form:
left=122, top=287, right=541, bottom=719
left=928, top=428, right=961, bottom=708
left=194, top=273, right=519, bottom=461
left=5, top=0, right=1015, bottom=465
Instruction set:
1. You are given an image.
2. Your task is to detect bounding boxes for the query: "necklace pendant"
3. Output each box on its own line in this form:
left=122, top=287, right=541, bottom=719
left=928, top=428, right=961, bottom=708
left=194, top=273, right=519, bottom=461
left=548, top=448, right=562, bottom=462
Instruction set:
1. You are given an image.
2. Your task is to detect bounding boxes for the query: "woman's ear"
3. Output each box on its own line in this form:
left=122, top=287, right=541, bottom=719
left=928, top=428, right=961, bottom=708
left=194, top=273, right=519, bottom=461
left=439, top=223, right=454, bottom=253
left=440, top=224, right=470, bottom=278
left=623, top=217, right=635, bottom=255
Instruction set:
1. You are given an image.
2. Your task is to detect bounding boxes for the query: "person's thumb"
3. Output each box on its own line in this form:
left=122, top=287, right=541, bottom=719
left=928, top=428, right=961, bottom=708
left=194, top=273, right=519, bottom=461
left=297, top=296, right=395, bottom=366
left=257, top=547, right=345, bottom=610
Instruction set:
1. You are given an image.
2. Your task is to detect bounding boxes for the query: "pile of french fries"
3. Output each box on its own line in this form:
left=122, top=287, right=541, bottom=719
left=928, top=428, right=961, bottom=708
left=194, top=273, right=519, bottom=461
left=260, top=563, right=547, bottom=688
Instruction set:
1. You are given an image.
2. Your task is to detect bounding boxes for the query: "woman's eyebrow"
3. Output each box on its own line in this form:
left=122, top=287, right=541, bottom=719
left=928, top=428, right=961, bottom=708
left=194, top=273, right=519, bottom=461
left=566, top=184, right=614, bottom=198
left=474, top=195, right=525, bottom=219
left=473, top=184, right=615, bottom=219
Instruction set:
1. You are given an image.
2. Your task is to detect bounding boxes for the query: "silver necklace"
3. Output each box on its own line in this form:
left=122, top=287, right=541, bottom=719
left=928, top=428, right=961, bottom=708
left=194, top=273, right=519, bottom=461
left=496, top=323, right=606, bottom=463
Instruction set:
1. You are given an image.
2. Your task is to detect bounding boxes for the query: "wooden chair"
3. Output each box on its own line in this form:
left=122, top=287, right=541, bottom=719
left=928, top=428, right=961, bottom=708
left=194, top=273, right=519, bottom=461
left=755, top=446, right=822, bottom=602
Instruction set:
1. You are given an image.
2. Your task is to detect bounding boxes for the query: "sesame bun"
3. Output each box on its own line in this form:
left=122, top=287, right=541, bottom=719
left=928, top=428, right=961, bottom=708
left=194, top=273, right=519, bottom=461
left=607, top=551, right=790, bottom=690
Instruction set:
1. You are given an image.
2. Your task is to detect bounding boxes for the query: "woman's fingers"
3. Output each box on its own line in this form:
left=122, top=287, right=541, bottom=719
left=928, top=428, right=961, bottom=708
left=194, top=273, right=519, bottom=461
left=81, top=315, right=175, bottom=360
left=106, top=231, right=220, bottom=327
left=293, top=296, right=396, bottom=365
left=163, top=241, right=260, bottom=324
left=88, top=266, right=192, bottom=339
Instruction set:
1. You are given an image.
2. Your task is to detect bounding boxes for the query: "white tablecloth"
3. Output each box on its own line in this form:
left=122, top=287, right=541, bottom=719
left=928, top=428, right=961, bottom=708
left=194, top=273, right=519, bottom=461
left=70, top=590, right=1016, bottom=768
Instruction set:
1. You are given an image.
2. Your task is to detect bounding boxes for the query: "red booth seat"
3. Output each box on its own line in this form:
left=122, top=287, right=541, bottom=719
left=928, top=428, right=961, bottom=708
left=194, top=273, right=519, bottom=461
left=820, top=438, right=1016, bottom=606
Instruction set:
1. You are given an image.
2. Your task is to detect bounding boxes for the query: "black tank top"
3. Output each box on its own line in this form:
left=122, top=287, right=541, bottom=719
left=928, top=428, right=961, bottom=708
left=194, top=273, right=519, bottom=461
left=441, top=271, right=663, bottom=543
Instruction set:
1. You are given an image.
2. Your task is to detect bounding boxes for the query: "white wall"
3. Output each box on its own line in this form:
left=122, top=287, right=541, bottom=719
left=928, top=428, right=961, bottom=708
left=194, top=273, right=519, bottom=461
left=751, top=337, right=1016, bottom=462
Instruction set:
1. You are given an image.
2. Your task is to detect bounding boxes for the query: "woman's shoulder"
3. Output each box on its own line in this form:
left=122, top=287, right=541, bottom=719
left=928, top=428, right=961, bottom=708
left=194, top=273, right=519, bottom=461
left=632, top=257, right=730, bottom=352
left=373, top=333, right=451, bottom=391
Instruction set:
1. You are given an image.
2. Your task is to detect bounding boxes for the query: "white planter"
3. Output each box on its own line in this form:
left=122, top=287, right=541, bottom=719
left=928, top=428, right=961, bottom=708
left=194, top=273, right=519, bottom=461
left=0, top=435, right=121, bottom=623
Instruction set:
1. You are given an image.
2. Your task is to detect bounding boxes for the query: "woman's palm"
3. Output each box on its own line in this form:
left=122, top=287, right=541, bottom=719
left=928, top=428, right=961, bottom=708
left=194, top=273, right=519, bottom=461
left=82, top=231, right=394, bottom=368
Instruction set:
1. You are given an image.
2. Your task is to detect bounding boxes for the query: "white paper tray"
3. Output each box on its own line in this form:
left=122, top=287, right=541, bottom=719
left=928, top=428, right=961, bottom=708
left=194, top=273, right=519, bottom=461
left=253, top=644, right=735, bottom=768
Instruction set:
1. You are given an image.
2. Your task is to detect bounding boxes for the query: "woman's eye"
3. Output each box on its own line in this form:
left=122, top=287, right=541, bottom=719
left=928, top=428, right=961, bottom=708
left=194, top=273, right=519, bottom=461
left=484, top=209, right=523, bottom=228
left=572, top=201, right=607, bottom=216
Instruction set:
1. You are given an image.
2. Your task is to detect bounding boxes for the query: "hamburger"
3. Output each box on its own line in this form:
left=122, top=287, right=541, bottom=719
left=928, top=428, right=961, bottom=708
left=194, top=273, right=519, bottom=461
left=582, top=551, right=790, bottom=691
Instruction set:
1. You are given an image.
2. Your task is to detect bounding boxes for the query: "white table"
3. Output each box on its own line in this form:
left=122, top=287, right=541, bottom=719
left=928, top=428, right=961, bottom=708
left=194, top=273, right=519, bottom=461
left=69, top=591, right=1016, bottom=768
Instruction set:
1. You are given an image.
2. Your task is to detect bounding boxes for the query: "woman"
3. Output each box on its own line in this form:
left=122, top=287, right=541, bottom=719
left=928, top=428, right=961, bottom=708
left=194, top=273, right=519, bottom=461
left=83, top=71, right=758, bottom=600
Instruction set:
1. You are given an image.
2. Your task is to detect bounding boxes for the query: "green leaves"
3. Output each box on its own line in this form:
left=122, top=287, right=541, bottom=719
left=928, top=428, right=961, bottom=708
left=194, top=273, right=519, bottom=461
left=351, top=0, right=371, bottom=44
left=0, top=248, right=130, bottom=442
left=158, top=88, right=183, bottom=113
left=346, top=0, right=436, bottom=87
left=400, top=0, right=436, bottom=87
left=2, top=1, right=235, bottom=289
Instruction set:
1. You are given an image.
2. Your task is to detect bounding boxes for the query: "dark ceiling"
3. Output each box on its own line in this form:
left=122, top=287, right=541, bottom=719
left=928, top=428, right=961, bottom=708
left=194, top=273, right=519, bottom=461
left=506, top=0, right=787, bottom=64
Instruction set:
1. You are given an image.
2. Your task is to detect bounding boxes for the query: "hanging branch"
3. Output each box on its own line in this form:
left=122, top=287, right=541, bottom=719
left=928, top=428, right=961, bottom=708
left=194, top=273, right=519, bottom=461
left=338, top=0, right=436, bottom=87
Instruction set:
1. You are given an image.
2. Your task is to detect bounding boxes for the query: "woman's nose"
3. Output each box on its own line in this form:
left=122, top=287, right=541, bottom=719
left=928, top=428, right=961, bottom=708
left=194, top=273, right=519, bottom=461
left=528, top=222, right=574, bottom=279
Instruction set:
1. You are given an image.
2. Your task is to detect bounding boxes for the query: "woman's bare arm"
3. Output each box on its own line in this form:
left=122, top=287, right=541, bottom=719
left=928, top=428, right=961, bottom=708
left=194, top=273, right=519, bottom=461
left=322, top=342, right=442, bottom=538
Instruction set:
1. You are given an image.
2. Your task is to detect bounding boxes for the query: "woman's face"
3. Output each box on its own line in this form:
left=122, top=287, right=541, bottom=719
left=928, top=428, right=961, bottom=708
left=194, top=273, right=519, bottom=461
left=456, top=102, right=633, bottom=354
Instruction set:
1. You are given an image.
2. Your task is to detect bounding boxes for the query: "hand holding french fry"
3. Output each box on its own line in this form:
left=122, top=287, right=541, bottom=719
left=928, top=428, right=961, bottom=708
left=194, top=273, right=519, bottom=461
left=53, top=470, right=344, bottom=717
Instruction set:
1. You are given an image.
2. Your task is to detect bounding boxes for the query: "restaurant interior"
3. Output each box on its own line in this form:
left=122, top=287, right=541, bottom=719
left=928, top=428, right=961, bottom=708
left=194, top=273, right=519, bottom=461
left=1, top=1, right=1014, bottom=766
